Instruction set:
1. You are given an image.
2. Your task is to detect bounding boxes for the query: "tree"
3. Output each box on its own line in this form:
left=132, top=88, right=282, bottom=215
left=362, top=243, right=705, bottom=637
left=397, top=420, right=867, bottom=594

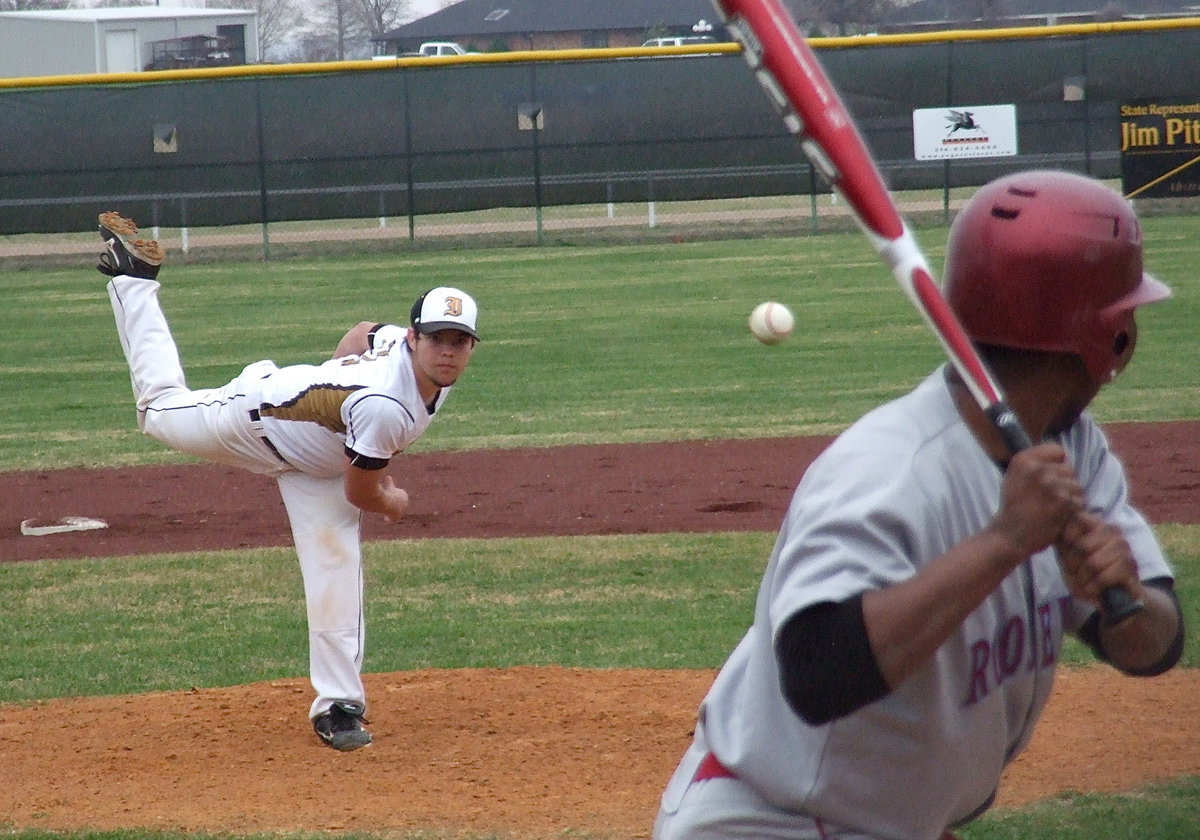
left=0, top=0, right=69, bottom=8
left=280, top=30, right=343, bottom=63
left=286, top=0, right=413, bottom=62
left=789, top=0, right=895, bottom=36
left=300, top=0, right=371, bottom=61
left=354, top=0, right=411, bottom=38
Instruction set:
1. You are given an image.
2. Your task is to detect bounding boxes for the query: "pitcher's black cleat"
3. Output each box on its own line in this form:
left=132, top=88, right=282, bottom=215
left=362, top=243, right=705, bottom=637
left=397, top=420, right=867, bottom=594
left=98, top=211, right=165, bottom=279
left=313, top=700, right=373, bottom=751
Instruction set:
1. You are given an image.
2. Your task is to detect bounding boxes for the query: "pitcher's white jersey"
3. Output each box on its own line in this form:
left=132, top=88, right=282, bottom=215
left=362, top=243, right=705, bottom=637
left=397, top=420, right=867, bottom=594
left=255, top=324, right=446, bottom=477
left=687, top=369, right=1171, bottom=840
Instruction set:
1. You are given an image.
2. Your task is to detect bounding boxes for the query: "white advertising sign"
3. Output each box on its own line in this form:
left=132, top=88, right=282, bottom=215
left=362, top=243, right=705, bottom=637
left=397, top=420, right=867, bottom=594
left=912, top=104, right=1018, bottom=160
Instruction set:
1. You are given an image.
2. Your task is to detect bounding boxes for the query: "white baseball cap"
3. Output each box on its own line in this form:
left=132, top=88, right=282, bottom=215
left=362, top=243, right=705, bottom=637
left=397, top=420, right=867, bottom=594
left=410, top=286, right=479, bottom=339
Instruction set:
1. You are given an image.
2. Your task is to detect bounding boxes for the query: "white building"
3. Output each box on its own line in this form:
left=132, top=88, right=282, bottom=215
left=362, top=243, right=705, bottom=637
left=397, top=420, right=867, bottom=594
left=0, top=7, right=258, bottom=78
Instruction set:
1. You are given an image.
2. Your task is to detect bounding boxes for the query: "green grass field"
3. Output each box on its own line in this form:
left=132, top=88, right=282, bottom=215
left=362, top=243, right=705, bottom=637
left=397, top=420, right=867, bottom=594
left=1, top=219, right=1197, bottom=838
left=3, top=218, right=1198, bottom=471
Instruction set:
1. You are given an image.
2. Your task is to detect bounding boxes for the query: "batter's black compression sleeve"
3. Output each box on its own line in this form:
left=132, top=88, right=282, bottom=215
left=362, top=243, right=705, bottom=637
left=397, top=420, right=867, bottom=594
left=1076, top=577, right=1184, bottom=677
left=775, top=594, right=890, bottom=726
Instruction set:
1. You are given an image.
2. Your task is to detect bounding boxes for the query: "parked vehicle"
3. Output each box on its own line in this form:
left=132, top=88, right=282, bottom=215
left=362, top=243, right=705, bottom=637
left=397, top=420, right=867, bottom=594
left=372, top=41, right=469, bottom=60
left=408, top=41, right=469, bottom=57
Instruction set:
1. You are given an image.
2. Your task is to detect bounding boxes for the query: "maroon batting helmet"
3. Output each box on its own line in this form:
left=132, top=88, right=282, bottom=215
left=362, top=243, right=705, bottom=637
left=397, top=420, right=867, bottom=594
left=944, top=170, right=1171, bottom=383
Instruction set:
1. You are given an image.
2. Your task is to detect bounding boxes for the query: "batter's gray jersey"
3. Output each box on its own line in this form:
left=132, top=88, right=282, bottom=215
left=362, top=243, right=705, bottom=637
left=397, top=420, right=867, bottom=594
left=688, top=369, right=1171, bottom=840
left=252, top=324, right=445, bottom=477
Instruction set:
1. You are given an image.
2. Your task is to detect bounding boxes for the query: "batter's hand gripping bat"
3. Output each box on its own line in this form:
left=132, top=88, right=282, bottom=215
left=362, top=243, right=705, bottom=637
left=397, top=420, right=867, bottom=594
left=710, top=0, right=1142, bottom=625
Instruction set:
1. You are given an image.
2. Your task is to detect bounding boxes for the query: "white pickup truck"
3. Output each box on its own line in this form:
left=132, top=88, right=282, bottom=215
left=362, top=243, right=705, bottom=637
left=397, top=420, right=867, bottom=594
left=407, top=41, right=468, bottom=57
left=372, top=41, right=469, bottom=60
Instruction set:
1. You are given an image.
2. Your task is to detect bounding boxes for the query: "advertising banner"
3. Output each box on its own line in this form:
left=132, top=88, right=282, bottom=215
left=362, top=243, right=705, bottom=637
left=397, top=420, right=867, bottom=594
left=1120, top=98, right=1200, bottom=198
left=912, top=104, right=1017, bottom=161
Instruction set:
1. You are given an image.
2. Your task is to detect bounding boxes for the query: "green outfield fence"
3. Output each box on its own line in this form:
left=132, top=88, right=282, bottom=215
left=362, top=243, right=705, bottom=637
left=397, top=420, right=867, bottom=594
left=1, top=18, right=1198, bottom=251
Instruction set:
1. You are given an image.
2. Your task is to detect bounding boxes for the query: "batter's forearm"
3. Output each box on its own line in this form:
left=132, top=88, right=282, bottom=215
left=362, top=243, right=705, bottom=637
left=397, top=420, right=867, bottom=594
left=863, top=527, right=1027, bottom=688
left=1097, top=583, right=1184, bottom=675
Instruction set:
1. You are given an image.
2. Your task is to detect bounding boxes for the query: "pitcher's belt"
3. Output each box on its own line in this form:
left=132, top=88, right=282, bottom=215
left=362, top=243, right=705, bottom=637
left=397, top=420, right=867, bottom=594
left=247, top=408, right=287, bottom=463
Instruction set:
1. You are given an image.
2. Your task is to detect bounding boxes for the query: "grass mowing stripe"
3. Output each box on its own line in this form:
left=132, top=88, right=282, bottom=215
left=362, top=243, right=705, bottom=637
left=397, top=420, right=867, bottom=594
left=4, top=528, right=1197, bottom=704
left=3, top=219, right=1197, bottom=471
left=959, top=776, right=1200, bottom=839
left=0, top=531, right=772, bottom=702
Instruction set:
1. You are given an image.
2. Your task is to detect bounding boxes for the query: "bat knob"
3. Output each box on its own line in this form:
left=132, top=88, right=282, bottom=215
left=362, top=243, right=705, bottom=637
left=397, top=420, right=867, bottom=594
left=1101, top=587, right=1144, bottom=627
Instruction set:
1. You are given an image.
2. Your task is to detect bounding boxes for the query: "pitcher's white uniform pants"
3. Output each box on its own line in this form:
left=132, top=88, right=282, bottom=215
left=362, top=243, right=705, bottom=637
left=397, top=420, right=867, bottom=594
left=108, top=275, right=368, bottom=720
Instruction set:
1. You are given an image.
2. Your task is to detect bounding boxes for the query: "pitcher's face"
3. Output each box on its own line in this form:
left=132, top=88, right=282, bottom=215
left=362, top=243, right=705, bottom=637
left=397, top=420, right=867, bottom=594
left=408, top=327, right=477, bottom=389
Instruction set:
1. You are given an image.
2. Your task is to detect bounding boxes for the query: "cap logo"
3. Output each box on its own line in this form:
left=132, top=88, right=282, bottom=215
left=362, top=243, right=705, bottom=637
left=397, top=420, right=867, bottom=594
left=442, top=296, right=464, bottom=317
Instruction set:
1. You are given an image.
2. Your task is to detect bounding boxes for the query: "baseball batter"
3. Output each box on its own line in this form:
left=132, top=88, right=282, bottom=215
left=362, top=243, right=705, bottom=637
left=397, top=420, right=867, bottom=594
left=98, top=211, right=480, bottom=751
left=655, top=172, right=1185, bottom=840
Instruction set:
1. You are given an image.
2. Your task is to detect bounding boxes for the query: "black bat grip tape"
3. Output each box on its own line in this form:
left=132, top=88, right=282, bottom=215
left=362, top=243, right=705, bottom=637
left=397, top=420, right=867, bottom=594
left=984, top=403, right=1144, bottom=627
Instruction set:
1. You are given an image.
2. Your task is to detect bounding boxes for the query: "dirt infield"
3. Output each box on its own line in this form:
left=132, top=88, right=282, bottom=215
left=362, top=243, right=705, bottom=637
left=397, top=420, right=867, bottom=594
left=6, top=423, right=1200, bottom=563
left=2, top=424, right=1198, bottom=838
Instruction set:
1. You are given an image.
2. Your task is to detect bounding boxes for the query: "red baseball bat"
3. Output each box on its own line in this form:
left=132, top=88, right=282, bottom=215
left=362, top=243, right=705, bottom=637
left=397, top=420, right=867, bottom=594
left=710, top=0, right=1141, bottom=624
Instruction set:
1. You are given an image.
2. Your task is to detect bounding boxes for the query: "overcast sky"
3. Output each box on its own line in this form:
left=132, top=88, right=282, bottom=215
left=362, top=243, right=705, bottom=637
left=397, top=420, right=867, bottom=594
left=408, top=0, right=443, bottom=21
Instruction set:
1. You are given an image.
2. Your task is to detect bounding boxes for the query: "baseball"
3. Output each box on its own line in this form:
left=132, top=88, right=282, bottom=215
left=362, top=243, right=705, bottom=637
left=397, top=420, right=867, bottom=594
left=748, top=301, right=795, bottom=345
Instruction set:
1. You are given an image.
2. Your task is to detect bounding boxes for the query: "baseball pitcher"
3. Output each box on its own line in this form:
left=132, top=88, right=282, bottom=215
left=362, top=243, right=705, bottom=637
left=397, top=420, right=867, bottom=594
left=98, top=212, right=480, bottom=751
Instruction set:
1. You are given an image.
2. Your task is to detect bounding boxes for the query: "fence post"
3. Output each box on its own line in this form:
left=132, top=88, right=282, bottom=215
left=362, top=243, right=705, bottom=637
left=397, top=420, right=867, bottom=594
left=254, top=77, right=271, bottom=261
left=1081, top=36, right=1092, bottom=176
left=403, top=71, right=416, bottom=241
left=808, top=162, right=819, bottom=233
left=532, top=114, right=544, bottom=245
left=943, top=40, right=954, bottom=225
left=179, top=198, right=190, bottom=254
